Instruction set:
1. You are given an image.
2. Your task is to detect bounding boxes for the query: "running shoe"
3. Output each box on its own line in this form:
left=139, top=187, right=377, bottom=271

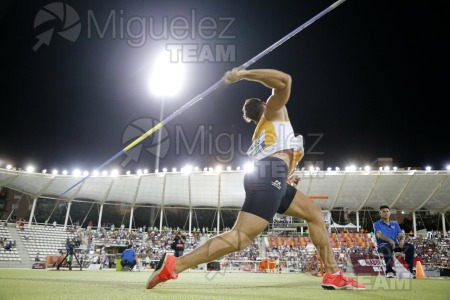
left=146, top=253, right=178, bottom=289
left=386, top=272, right=396, bottom=278
left=322, top=270, right=366, bottom=290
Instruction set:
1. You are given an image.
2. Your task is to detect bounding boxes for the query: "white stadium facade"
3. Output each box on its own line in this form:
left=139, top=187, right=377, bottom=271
left=1, top=167, right=449, bottom=235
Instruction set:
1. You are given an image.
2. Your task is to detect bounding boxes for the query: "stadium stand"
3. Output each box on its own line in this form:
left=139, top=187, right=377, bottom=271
left=0, top=219, right=449, bottom=278
left=17, top=225, right=79, bottom=261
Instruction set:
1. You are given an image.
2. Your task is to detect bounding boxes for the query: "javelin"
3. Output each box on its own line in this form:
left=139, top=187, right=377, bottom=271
left=60, top=0, right=347, bottom=197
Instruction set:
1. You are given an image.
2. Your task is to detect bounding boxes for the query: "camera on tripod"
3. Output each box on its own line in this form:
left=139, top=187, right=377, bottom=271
left=57, top=239, right=83, bottom=271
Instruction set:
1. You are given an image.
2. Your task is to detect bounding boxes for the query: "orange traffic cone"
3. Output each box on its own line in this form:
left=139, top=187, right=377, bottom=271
left=415, top=261, right=427, bottom=279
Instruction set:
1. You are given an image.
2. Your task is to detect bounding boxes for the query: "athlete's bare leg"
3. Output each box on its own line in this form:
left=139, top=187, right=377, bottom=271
left=174, top=211, right=269, bottom=274
left=283, top=191, right=339, bottom=273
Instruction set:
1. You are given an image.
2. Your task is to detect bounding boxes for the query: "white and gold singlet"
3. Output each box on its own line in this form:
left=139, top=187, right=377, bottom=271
left=247, top=116, right=304, bottom=176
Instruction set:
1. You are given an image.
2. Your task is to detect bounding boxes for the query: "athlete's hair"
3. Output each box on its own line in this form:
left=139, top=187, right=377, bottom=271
left=242, top=98, right=265, bottom=123
left=379, top=205, right=390, bottom=210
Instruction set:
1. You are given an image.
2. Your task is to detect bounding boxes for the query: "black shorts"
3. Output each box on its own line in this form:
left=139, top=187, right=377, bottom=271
left=241, top=157, right=297, bottom=222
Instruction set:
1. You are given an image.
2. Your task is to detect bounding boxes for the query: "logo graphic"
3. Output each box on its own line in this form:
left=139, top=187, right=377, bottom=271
left=271, top=180, right=281, bottom=190
left=33, top=2, right=81, bottom=51
left=120, top=118, right=170, bottom=168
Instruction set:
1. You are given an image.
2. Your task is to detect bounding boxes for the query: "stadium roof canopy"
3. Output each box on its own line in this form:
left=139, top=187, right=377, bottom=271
left=1, top=168, right=449, bottom=212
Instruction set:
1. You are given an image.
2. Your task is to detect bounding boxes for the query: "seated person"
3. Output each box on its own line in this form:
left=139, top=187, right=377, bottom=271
left=17, top=218, right=25, bottom=230
left=121, top=244, right=137, bottom=270
left=373, top=205, right=415, bottom=278
left=4, top=240, right=13, bottom=251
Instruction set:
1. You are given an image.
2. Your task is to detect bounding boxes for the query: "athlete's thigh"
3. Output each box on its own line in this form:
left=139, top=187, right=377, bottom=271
left=282, top=190, right=322, bottom=222
left=232, top=211, right=269, bottom=239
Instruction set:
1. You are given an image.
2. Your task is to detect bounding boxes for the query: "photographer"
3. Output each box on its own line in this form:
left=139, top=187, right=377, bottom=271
left=121, top=244, right=137, bottom=271
left=171, top=232, right=186, bottom=258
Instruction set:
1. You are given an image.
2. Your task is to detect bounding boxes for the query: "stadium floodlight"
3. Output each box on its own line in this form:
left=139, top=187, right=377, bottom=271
left=83, top=171, right=89, bottom=177
left=26, top=165, right=35, bottom=173
left=227, top=166, right=232, bottom=171
left=426, top=166, right=431, bottom=171
left=126, top=171, right=131, bottom=175
left=364, top=166, right=371, bottom=171
left=92, top=170, right=99, bottom=177
left=62, top=170, right=68, bottom=175
left=101, top=170, right=108, bottom=176
left=149, top=50, right=185, bottom=98
left=111, top=169, right=119, bottom=176
left=447, top=165, right=450, bottom=171
left=350, top=165, right=356, bottom=171
left=149, top=50, right=185, bottom=172
left=172, top=168, right=177, bottom=173
left=143, top=169, right=148, bottom=174
left=52, top=169, right=58, bottom=175
left=181, top=165, right=193, bottom=173
left=72, top=169, right=81, bottom=177
left=42, top=169, right=47, bottom=174
left=6, top=164, right=12, bottom=170
left=162, top=168, right=167, bottom=173
left=137, top=169, right=143, bottom=175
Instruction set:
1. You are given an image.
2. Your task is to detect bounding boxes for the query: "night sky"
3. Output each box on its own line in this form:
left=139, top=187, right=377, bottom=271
left=1, top=0, right=449, bottom=174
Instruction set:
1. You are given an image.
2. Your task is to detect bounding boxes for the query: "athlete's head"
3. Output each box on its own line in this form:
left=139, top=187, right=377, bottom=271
left=242, top=98, right=266, bottom=123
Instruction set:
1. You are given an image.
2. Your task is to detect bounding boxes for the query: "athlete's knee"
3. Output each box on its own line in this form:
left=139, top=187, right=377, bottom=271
left=305, top=200, right=323, bottom=223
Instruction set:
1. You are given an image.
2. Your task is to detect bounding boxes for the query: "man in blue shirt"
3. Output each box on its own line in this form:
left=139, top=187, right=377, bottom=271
left=121, top=244, right=137, bottom=270
left=373, top=205, right=415, bottom=278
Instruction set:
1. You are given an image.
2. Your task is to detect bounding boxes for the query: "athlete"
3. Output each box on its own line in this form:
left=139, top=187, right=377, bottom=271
left=147, top=68, right=366, bottom=290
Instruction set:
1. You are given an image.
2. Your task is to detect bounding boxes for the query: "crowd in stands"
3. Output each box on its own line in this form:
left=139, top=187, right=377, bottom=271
left=72, top=222, right=450, bottom=273
left=413, top=234, right=449, bottom=267
left=0, top=218, right=449, bottom=273
left=85, top=225, right=253, bottom=269
left=265, top=231, right=450, bottom=273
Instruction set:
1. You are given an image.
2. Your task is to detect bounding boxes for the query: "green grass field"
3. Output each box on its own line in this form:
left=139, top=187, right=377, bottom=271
left=0, top=268, right=449, bottom=300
